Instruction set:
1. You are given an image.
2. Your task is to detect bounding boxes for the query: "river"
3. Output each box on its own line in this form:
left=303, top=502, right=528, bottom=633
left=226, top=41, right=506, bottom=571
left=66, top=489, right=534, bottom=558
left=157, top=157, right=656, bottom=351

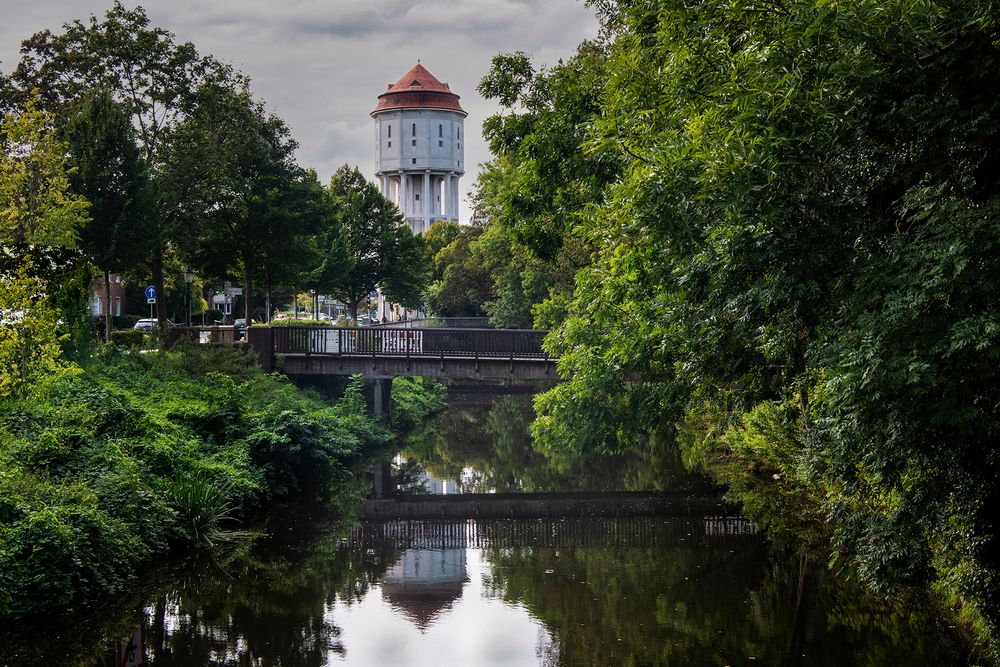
left=0, top=389, right=972, bottom=666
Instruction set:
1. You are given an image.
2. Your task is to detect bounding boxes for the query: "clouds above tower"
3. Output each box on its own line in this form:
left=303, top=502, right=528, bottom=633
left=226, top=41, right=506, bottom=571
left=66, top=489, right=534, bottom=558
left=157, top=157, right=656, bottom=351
left=0, top=0, right=599, bottom=223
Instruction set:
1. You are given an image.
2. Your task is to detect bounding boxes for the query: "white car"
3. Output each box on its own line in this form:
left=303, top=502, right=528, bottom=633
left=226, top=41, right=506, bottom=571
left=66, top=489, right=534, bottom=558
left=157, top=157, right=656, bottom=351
left=133, top=318, right=171, bottom=331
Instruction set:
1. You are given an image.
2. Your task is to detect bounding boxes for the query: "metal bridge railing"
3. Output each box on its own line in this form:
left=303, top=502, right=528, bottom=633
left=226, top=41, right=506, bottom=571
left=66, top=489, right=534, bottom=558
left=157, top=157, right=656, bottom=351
left=270, top=326, right=549, bottom=360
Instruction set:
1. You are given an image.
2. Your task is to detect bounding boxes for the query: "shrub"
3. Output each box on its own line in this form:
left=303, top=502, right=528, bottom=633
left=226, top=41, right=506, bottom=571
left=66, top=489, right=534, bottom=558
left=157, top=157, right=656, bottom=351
left=111, top=315, right=141, bottom=330
left=109, top=329, right=149, bottom=348
left=258, top=319, right=330, bottom=327
left=0, top=345, right=389, bottom=619
left=391, top=376, right=447, bottom=430
left=165, top=474, right=236, bottom=547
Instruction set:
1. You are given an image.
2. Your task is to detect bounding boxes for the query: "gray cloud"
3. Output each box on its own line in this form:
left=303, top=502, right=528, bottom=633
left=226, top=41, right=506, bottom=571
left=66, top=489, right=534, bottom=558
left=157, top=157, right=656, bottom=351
left=1, top=0, right=599, bottom=222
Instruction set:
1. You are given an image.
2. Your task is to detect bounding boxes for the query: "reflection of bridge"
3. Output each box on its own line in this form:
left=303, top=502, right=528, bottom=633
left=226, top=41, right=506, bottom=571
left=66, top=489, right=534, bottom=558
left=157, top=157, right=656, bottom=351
left=247, top=326, right=555, bottom=380
left=362, top=492, right=736, bottom=520
left=349, top=516, right=759, bottom=550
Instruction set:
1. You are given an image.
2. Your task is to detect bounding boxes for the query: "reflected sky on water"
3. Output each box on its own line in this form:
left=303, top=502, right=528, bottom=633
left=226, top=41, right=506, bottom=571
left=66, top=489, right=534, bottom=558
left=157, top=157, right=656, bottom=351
left=328, top=549, right=549, bottom=666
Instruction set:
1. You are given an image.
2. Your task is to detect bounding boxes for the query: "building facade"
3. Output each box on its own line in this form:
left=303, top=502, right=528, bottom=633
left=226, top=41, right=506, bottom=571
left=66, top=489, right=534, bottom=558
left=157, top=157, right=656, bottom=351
left=90, top=273, right=125, bottom=318
left=373, top=62, right=466, bottom=235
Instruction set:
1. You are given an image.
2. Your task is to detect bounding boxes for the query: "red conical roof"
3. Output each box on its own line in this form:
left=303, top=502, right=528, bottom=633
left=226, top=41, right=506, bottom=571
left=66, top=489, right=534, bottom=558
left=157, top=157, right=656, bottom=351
left=372, top=63, right=465, bottom=115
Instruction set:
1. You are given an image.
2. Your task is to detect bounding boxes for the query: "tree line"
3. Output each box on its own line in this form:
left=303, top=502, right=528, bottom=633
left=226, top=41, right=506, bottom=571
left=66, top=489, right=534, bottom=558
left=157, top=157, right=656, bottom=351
left=453, top=0, right=1000, bottom=658
left=1, top=1, right=429, bottom=336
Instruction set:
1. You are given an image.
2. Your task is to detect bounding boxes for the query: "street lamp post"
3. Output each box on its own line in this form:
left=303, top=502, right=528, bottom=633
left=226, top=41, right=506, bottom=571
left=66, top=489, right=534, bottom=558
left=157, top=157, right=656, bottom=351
left=184, top=270, right=194, bottom=327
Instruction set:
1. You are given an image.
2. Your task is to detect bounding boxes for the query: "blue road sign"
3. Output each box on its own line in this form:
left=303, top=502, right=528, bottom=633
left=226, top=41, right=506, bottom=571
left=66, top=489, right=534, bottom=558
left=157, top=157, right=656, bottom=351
left=144, top=285, right=156, bottom=300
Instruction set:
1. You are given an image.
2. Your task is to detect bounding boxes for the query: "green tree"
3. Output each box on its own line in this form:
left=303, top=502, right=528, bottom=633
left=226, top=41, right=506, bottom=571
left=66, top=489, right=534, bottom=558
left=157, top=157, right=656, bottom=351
left=0, top=267, right=77, bottom=398
left=161, top=82, right=321, bottom=322
left=522, top=0, right=1000, bottom=650
left=9, top=1, right=237, bottom=327
left=472, top=43, right=620, bottom=328
left=0, top=101, right=89, bottom=248
left=311, top=165, right=429, bottom=320
left=423, top=219, right=460, bottom=260
left=63, top=88, right=148, bottom=339
left=424, top=223, right=492, bottom=317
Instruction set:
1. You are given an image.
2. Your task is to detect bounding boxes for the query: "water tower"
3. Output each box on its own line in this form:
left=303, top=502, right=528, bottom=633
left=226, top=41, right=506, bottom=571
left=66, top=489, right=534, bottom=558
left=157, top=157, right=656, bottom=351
left=373, top=63, right=466, bottom=234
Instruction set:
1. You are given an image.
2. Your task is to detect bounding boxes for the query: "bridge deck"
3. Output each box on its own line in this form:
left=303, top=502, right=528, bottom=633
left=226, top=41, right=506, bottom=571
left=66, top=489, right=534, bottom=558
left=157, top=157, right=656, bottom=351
left=243, top=326, right=557, bottom=379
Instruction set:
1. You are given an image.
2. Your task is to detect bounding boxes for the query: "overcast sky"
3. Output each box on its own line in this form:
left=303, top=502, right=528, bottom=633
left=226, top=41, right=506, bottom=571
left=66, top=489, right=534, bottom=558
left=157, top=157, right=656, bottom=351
left=0, top=0, right=599, bottom=223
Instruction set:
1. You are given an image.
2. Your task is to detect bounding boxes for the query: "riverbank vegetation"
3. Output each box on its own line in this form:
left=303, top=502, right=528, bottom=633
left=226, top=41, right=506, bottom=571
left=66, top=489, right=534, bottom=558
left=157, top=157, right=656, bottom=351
left=0, top=344, right=390, bottom=619
left=0, top=0, right=453, bottom=618
left=456, top=0, right=1000, bottom=659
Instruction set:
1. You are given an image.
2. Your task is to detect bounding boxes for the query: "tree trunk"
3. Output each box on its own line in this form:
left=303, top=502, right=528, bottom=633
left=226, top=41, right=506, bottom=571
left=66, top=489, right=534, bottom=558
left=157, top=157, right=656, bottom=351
left=349, top=300, right=358, bottom=322
left=243, top=253, right=253, bottom=326
left=265, top=284, right=272, bottom=323
left=243, top=260, right=253, bottom=326
left=794, top=328, right=811, bottom=428
left=104, top=270, right=112, bottom=342
left=151, top=245, right=168, bottom=338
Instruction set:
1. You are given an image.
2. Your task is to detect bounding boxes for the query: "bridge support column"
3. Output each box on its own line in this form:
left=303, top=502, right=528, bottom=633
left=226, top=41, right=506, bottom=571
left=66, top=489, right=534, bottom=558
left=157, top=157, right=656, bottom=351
left=372, top=377, right=393, bottom=421
left=373, top=462, right=394, bottom=499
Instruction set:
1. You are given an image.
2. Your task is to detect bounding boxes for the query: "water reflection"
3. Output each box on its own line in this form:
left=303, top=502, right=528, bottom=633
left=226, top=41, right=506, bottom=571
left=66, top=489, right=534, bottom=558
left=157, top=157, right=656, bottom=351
left=0, top=515, right=969, bottom=666
left=399, top=392, right=713, bottom=494
left=381, top=548, right=468, bottom=630
left=0, top=390, right=972, bottom=666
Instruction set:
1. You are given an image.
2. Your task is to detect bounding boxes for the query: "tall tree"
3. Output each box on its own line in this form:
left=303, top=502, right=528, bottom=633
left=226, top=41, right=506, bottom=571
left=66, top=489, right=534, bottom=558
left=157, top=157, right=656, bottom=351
left=472, top=42, right=620, bottom=328
left=424, top=223, right=492, bottom=317
left=161, top=82, right=320, bottom=322
left=519, top=0, right=1000, bottom=647
left=0, top=100, right=89, bottom=248
left=63, top=88, right=148, bottom=339
left=10, top=1, right=237, bottom=327
left=311, top=166, right=429, bottom=321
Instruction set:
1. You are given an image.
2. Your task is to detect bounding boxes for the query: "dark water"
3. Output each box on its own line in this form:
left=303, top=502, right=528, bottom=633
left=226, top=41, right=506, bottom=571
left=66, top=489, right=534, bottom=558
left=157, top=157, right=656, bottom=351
left=0, top=392, right=971, bottom=666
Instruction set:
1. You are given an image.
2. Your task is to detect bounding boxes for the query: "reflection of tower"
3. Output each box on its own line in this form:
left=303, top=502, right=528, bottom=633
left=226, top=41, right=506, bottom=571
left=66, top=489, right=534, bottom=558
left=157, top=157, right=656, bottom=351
left=373, top=62, right=466, bottom=235
left=381, top=548, right=468, bottom=630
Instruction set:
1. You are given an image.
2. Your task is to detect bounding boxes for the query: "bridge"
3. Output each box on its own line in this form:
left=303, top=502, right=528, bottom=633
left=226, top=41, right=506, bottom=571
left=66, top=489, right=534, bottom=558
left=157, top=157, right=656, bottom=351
left=348, top=516, right=759, bottom=550
left=361, top=491, right=736, bottom=520
left=238, top=326, right=558, bottom=415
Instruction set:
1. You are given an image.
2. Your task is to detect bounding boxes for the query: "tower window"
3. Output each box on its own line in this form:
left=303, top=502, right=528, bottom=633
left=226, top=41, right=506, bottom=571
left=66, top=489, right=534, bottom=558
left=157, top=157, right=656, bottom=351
left=439, top=140, right=443, bottom=147
left=412, top=139, right=416, bottom=146
left=388, top=126, right=392, bottom=138
left=457, top=128, right=460, bottom=139
left=412, top=158, right=417, bottom=164
left=439, top=124, right=443, bottom=137
left=415, top=194, right=420, bottom=201
left=387, top=141, right=391, bottom=147
left=412, top=123, right=416, bottom=135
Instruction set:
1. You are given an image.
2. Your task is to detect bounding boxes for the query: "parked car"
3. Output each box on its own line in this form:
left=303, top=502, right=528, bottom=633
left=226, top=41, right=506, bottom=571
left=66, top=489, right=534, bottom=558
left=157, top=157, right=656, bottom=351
left=133, top=318, right=174, bottom=332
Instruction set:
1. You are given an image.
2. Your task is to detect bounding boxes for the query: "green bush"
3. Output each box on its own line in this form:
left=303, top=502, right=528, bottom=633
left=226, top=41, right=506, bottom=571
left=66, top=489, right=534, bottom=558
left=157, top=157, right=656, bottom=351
left=165, top=474, right=235, bottom=547
left=109, top=329, right=149, bottom=348
left=0, top=346, right=391, bottom=619
left=111, top=315, right=141, bottom=330
left=390, top=376, right=447, bottom=430
left=256, top=319, right=330, bottom=327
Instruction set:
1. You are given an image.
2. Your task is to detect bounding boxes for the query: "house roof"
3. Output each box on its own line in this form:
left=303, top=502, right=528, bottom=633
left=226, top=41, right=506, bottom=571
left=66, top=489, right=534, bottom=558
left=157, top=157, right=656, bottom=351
left=373, top=63, right=466, bottom=115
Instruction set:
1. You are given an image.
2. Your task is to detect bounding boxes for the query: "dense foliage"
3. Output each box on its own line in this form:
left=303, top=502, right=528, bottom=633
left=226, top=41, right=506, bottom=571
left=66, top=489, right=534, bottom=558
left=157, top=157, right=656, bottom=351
left=308, top=165, right=430, bottom=320
left=0, top=346, right=389, bottom=618
left=471, top=42, right=620, bottom=328
left=3, top=3, right=429, bottom=327
left=468, top=0, right=1000, bottom=654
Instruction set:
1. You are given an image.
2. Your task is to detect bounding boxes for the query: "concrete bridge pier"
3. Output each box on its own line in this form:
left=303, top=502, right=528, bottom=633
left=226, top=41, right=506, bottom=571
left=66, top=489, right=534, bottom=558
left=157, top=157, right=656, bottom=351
left=372, top=377, right=393, bottom=421
left=373, top=462, right=394, bottom=499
